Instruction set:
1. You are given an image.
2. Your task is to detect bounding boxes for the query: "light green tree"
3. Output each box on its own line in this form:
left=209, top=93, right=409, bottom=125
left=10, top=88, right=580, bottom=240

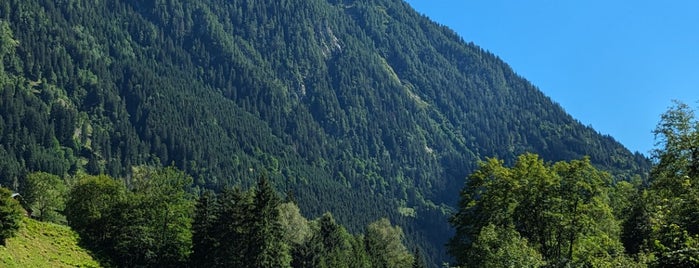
left=450, top=153, right=627, bottom=267
left=24, top=172, right=67, bottom=223
left=448, top=157, right=518, bottom=264
left=279, top=202, right=311, bottom=246
left=638, top=101, right=699, bottom=266
left=365, top=218, right=413, bottom=268
left=120, top=166, right=194, bottom=267
left=468, top=224, right=544, bottom=268
left=64, top=174, right=127, bottom=252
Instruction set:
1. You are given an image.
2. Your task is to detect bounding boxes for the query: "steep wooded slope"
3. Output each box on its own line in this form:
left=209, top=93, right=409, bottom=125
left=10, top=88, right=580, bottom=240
left=0, top=0, right=648, bottom=264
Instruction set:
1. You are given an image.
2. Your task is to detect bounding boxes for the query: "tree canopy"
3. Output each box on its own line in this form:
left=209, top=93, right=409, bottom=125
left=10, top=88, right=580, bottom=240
left=449, top=154, right=628, bottom=267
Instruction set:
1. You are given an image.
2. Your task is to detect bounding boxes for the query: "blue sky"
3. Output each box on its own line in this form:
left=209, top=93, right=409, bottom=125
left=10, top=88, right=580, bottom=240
left=404, top=0, right=699, bottom=155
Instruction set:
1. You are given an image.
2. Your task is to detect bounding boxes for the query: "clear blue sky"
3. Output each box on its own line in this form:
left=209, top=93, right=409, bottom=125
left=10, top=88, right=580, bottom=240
left=404, top=0, right=699, bottom=155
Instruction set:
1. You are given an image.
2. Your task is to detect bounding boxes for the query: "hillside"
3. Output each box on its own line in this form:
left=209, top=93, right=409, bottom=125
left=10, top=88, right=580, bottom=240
left=0, top=217, right=100, bottom=267
left=0, top=0, right=649, bottom=264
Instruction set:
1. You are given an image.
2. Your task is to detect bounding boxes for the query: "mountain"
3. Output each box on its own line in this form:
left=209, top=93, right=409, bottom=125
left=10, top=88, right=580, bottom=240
left=0, top=0, right=649, bottom=265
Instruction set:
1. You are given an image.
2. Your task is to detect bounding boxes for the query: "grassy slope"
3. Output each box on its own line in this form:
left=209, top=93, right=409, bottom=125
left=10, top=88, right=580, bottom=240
left=0, top=217, right=100, bottom=267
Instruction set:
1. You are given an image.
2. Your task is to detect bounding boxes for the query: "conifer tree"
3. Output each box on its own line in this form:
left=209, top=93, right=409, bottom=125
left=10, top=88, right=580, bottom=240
left=215, top=186, right=252, bottom=267
left=250, top=176, right=291, bottom=267
left=191, top=190, right=219, bottom=267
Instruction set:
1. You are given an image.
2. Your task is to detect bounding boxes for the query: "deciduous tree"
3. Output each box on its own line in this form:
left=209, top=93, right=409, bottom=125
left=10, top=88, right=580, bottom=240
left=24, top=172, right=67, bottom=223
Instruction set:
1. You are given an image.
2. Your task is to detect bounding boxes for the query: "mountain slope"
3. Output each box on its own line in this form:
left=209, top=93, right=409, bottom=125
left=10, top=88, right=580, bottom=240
left=0, top=0, right=649, bottom=264
left=0, top=217, right=100, bottom=267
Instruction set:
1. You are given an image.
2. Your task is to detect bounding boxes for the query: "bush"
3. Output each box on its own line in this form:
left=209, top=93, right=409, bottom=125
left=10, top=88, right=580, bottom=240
left=0, top=187, right=23, bottom=245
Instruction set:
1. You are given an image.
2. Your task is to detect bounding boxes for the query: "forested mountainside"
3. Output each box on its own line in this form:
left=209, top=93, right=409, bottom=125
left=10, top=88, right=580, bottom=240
left=0, top=0, right=649, bottom=264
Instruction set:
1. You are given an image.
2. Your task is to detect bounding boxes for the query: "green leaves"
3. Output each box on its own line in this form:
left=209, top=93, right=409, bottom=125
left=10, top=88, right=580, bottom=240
left=652, top=100, right=699, bottom=181
left=0, top=20, right=18, bottom=67
left=468, top=224, right=544, bottom=268
left=23, top=172, right=67, bottom=223
left=626, top=102, right=699, bottom=267
left=365, top=218, right=413, bottom=268
left=64, top=168, right=194, bottom=267
left=450, top=153, right=623, bottom=267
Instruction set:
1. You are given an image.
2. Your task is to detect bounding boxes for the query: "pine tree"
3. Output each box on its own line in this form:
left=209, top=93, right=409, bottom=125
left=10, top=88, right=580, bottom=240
left=215, top=186, right=252, bottom=267
left=191, top=190, right=219, bottom=267
left=249, top=176, right=291, bottom=267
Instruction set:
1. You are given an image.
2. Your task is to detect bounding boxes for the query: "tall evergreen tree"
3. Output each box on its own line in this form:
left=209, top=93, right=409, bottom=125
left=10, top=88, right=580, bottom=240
left=249, top=176, right=291, bottom=268
left=191, top=190, right=219, bottom=267
left=215, top=186, right=252, bottom=267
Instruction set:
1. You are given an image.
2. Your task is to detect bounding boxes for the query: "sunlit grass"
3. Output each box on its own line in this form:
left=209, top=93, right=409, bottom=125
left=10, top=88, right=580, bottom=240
left=0, top=217, right=100, bottom=267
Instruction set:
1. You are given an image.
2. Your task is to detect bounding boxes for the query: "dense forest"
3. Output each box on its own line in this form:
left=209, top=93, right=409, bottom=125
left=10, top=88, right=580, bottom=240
left=0, top=102, right=696, bottom=267
left=0, top=0, right=651, bottom=265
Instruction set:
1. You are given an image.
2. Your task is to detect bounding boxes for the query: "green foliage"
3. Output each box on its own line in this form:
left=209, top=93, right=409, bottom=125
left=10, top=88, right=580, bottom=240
left=279, top=202, right=312, bottom=247
left=412, top=248, right=427, bottom=268
left=445, top=103, right=699, bottom=267
left=0, top=20, right=18, bottom=72
left=295, top=212, right=353, bottom=268
left=365, top=218, right=414, bottom=268
left=214, top=186, right=253, bottom=267
left=652, top=101, right=699, bottom=180
left=64, top=168, right=194, bottom=267
left=449, top=154, right=624, bottom=267
left=188, top=178, right=404, bottom=268
left=190, top=190, right=219, bottom=267
left=0, top=187, right=22, bottom=245
left=23, top=172, right=67, bottom=223
left=250, top=177, right=292, bottom=267
left=63, top=174, right=126, bottom=258
left=622, top=101, right=699, bottom=267
left=116, top=166, right=194, bottom=267
left=466, top=224, right=544, bottom=268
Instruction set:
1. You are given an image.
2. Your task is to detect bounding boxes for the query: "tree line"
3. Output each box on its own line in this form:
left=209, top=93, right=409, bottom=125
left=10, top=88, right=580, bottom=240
left=0, top=166, right=424, bottom=268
